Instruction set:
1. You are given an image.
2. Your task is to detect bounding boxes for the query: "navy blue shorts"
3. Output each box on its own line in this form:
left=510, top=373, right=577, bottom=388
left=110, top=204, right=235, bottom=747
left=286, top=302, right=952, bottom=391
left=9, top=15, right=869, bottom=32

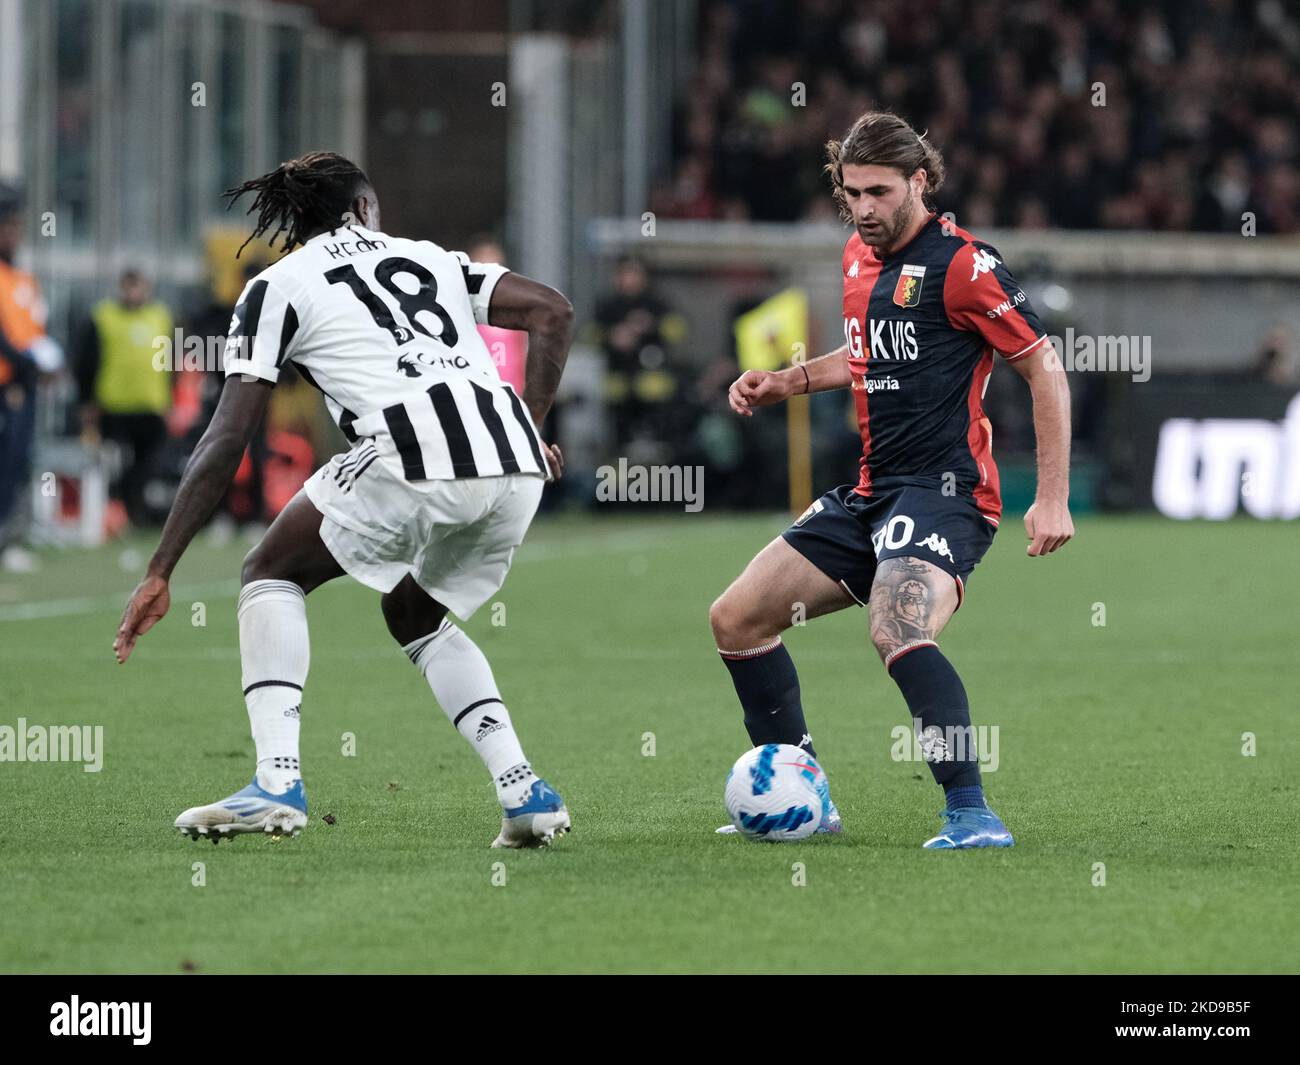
left=781, top=484, right=997, bottom=608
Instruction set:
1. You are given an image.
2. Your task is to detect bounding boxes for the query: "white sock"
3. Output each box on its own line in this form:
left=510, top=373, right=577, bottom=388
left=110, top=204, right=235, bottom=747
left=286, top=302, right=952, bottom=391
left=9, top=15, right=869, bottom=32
left=403, top=621, right=537, bottom=806
left=238, top=579, right=309, bottom=794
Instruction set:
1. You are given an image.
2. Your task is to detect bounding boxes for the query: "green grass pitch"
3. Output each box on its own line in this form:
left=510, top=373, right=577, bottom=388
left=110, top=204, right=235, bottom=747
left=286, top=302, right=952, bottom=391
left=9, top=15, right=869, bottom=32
left=0, top=512, right=1296, bottom=973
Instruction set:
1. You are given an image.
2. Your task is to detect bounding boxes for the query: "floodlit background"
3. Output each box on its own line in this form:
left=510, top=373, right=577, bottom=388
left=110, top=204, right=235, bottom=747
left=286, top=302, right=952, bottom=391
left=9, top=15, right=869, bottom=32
left=1, top=0, right=1297, bottom=544
left=0, top=0, right=1297, bottom=975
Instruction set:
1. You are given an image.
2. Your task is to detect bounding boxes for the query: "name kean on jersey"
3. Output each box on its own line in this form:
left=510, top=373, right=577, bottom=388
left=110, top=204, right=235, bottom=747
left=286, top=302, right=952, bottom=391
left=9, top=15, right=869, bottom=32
left=222, top=224, right=548, bottom=482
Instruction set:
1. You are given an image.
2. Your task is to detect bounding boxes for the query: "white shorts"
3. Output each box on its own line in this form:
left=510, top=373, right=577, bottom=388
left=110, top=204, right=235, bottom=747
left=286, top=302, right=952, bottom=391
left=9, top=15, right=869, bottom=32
left=303, top=442, right=544, bottom=619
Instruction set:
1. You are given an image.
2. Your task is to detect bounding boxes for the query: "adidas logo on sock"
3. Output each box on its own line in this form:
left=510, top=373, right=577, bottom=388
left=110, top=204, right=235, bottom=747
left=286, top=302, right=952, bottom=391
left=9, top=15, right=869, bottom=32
left=475, top=715, right=506, bottom=742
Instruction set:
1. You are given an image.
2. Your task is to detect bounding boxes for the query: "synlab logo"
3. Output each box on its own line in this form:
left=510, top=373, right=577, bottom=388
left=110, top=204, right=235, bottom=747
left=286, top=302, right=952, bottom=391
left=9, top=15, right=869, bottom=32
left=50, top=996, right=151, bottom=1044
left=1154, top=393, right=1300, bottom=519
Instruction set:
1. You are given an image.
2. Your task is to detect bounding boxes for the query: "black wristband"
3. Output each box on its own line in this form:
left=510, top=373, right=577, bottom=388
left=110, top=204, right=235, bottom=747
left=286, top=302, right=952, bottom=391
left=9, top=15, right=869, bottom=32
left=799, top=363, right=811, bottom=394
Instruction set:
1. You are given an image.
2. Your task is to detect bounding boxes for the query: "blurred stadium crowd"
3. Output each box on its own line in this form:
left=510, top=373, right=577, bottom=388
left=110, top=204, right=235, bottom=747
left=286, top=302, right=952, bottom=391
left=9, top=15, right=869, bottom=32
left=656, top=0, right=1300, bottom=232
left=2, top=0, right=1298, bottom=571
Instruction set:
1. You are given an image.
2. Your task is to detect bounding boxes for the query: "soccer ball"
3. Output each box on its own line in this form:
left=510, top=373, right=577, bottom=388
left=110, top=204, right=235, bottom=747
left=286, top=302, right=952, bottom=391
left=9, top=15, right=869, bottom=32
left=724, top=743, right=825, bottom=841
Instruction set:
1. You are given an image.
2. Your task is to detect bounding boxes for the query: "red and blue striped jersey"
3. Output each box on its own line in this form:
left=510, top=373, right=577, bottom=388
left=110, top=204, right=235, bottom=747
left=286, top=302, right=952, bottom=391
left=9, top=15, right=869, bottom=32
left=841, top=213, right=1048, bottom=523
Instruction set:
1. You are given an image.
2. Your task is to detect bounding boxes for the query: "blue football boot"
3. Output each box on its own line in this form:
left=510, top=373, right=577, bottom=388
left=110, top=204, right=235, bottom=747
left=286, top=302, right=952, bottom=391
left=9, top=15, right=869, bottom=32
left=174, top=776, right=308, bottom=843
left=922, top=805, right=1014, bottom=849
left=492, top=778, right=571, bottom=848
left=813, top=771, right=842, bottom=834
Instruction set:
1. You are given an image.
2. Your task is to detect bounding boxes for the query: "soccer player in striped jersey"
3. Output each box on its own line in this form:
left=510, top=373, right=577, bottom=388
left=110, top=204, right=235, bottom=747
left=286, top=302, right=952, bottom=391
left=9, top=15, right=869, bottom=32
left=711, top=112, right=1074, bottom=848
left=113, top=151, right=574, bottom=848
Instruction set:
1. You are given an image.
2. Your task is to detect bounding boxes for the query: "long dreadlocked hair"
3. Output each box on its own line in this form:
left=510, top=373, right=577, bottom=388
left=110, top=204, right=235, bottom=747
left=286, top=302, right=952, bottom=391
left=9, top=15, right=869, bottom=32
left=222, top=151, right=371, bottom=256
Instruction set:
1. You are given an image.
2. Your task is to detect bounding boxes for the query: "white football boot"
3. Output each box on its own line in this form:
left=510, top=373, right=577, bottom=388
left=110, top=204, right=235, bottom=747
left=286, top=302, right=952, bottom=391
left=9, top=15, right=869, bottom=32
left=491, top=778, right=571, bottom=848
left=174, top=777, right=308, bottom=843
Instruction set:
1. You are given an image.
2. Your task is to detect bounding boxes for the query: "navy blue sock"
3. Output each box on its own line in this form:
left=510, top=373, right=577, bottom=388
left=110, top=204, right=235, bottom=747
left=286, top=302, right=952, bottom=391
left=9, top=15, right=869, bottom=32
left=720, top=640, right=816, bottom=757
left=887, top=644, right=983, bottom=804
left=943, top=785, right=986, bottom=810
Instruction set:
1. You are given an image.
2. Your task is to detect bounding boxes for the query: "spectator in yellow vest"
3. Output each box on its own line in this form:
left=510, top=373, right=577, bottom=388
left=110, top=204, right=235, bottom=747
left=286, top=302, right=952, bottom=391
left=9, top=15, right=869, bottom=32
left=75, top=269, right=174, bottom=525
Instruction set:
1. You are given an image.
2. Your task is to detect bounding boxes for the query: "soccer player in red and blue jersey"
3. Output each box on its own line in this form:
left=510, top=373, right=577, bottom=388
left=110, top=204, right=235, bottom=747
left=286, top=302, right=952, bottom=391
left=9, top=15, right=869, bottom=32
left=710, top=111, right=1073, bottom=848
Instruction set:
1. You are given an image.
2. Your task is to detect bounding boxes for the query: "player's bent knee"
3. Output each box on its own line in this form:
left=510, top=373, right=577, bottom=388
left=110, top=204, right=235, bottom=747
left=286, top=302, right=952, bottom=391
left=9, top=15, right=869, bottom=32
left=709, top=593, right=747, bottom=646
left=708, top=595, right=730, bottom=639
left=710, top=590, right=781, bottom=651
left=381, top=578, right=448, bottom=646
left=868, top=626, right=905, bottom=663
left=379, top=591, right=413, bottom=642
left=868, top=619, right=942, bottom=667
left=380, top=591, right=414, bottom=644
left=868, top=555, right=956, bottom=665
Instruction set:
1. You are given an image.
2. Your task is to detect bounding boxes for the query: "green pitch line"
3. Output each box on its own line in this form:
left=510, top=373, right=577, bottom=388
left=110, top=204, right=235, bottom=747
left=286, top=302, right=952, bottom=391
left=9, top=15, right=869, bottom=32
left=0, top=513, right=1296, bottom=973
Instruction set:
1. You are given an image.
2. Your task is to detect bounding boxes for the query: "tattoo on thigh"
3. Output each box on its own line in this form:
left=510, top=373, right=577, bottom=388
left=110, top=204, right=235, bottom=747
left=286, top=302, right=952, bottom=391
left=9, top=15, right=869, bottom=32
left=869, top=558, right=944, bottom=661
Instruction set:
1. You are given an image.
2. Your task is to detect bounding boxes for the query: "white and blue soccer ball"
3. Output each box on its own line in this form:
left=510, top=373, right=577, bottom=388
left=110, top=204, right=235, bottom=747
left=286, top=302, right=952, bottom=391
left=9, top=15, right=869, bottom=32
left=724, top=743, right=825, bottom=841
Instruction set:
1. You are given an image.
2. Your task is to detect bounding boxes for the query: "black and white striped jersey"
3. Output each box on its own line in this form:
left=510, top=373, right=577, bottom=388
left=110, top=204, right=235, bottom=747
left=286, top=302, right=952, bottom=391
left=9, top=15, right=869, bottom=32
left=223, top=224, right=547, bottom=481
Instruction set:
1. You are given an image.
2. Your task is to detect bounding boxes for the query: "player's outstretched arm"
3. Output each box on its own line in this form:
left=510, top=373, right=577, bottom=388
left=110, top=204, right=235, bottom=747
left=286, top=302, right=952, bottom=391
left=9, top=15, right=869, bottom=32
left=727, top=344, right=850, bottom=417
left=1011, top=342, right=1074, bottom=557
left=113, top=376, right=273, bottom=663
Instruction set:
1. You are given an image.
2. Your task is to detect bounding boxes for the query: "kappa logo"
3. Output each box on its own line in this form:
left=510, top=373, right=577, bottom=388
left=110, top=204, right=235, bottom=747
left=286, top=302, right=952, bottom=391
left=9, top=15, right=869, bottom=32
left=847, top=259, right=859, bottom=278
left=915, top=532, right=956, bottom=563
left=476, top=715, right=506, bottom=742
left=970, top=249, right=1001, bottom=281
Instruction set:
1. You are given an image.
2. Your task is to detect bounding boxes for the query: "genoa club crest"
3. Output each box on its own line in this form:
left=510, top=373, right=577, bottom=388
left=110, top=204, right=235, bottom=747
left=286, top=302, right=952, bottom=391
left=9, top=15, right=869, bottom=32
left=892, top=263, right=926, bottom=308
